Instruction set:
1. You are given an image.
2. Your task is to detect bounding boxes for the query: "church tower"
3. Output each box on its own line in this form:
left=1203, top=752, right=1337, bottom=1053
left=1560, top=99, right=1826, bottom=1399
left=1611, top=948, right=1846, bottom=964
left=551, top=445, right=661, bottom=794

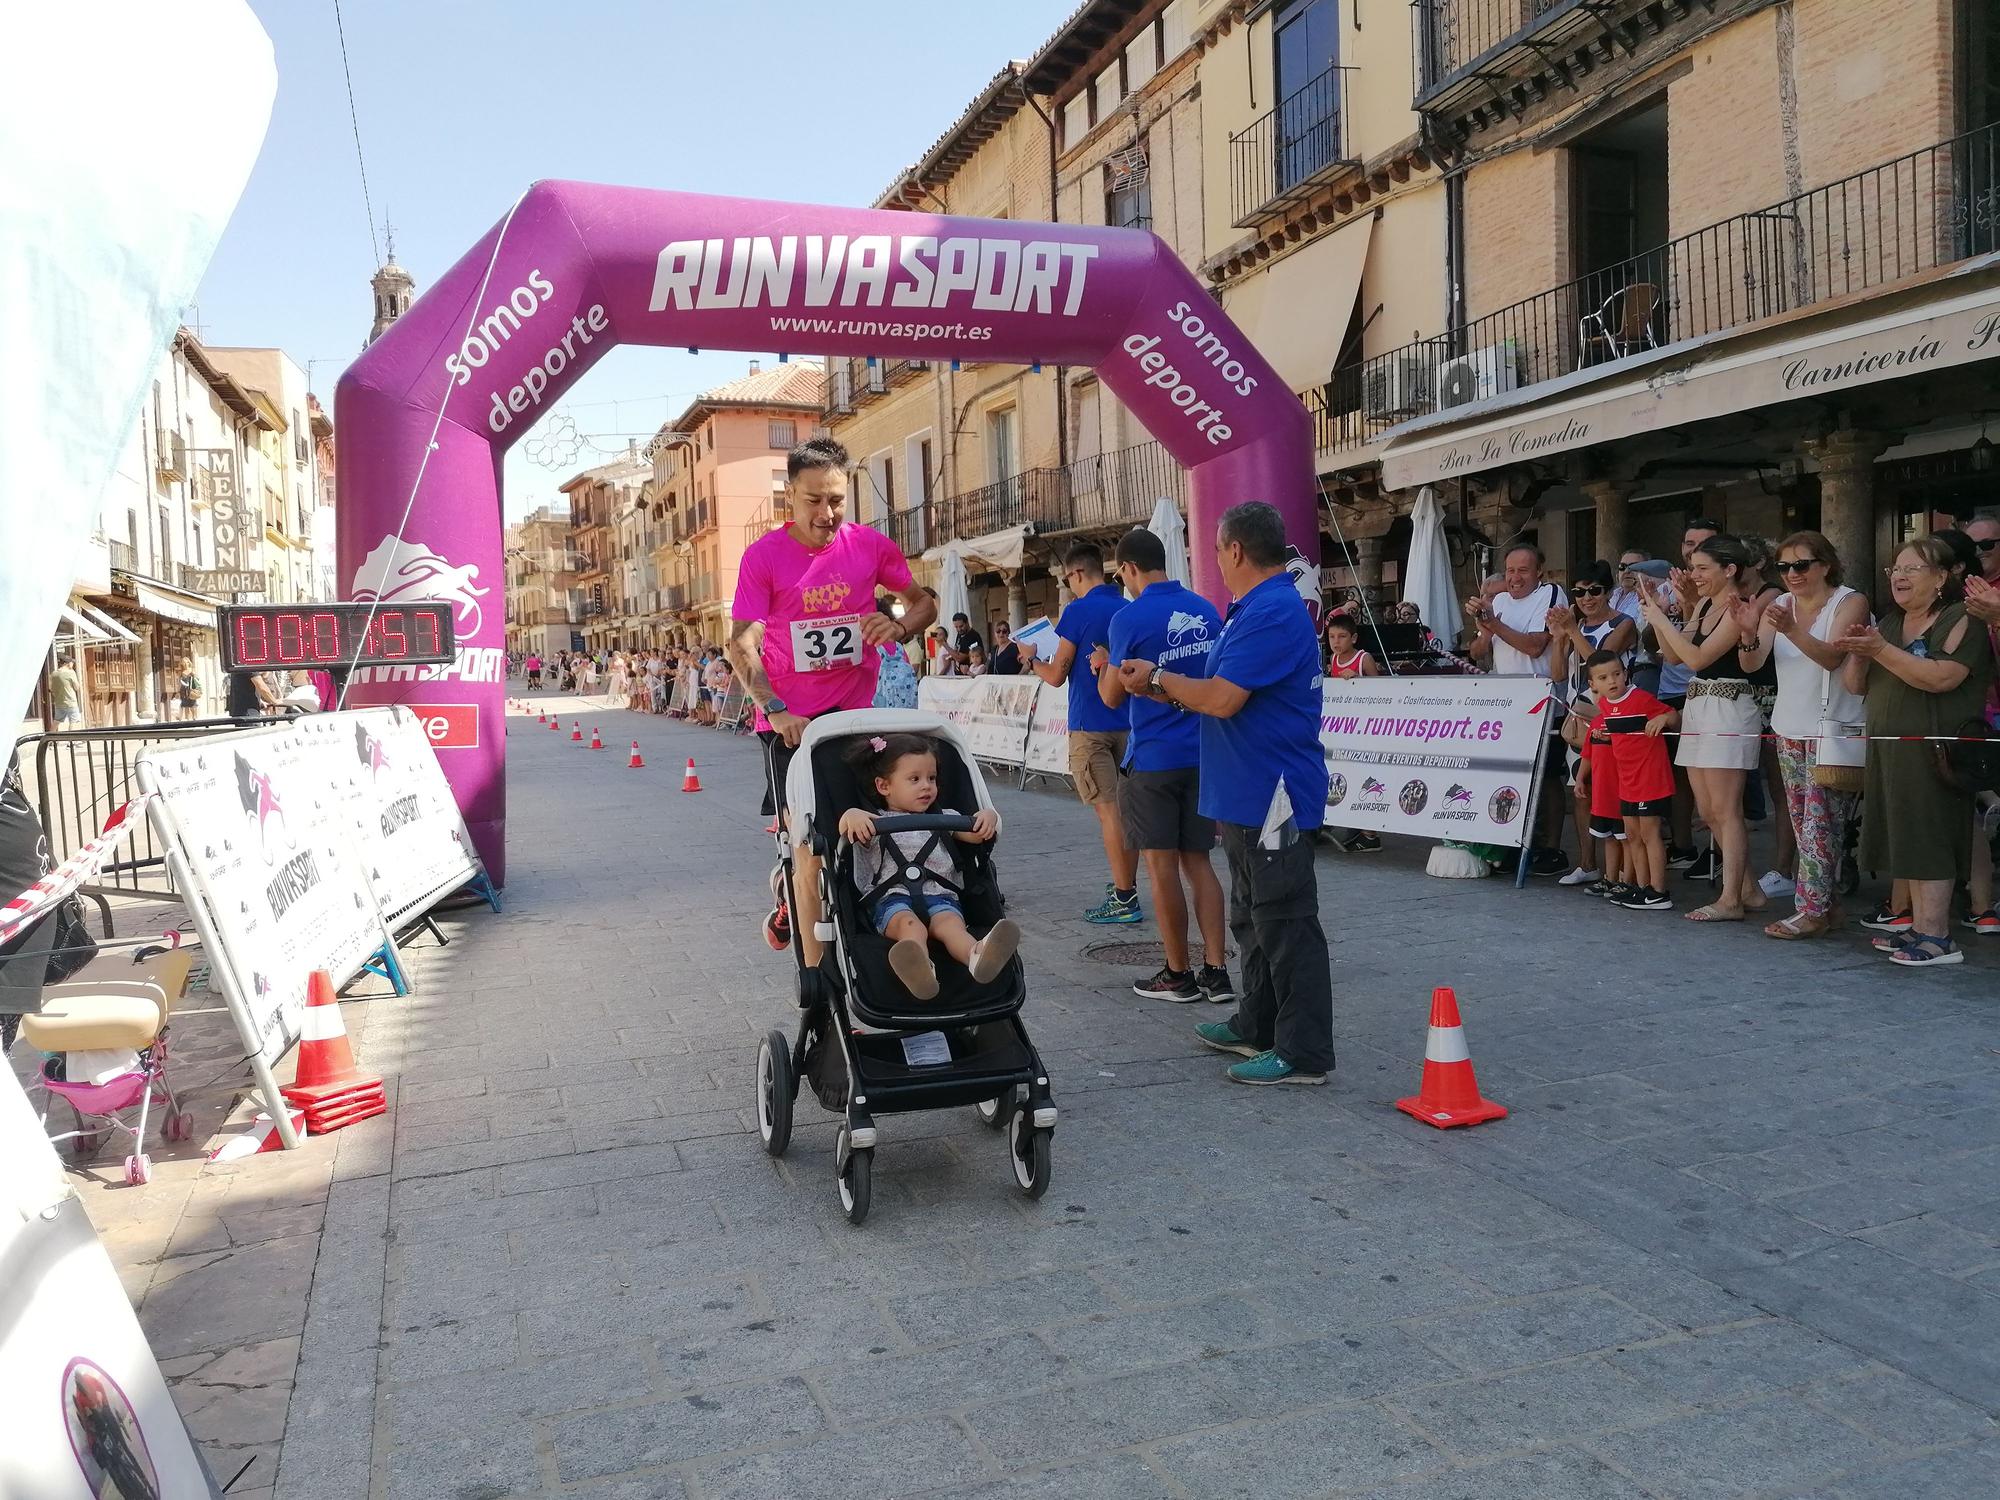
left=366, top=227, right=415, bottom=346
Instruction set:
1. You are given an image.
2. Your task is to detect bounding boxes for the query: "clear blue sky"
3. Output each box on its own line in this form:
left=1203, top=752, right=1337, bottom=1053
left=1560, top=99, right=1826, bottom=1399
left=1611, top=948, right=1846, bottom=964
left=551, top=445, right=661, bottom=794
left=196, top=0, right=1081, bottom=519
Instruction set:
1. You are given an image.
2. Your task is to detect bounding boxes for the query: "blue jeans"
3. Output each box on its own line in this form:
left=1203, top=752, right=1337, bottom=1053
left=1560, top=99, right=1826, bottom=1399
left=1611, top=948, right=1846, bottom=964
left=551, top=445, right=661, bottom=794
left=873, top=894, right=961, bottom=935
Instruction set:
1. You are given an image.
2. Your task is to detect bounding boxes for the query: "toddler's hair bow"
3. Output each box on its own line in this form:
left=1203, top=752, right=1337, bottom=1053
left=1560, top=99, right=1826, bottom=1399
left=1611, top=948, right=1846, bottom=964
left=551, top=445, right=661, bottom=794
left=868, top=736, right=887, bottom=751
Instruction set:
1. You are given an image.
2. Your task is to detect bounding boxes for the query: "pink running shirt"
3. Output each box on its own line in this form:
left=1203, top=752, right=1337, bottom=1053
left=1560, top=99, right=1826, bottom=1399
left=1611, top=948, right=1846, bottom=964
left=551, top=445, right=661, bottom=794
left=732, top=522, right=914, bottom=724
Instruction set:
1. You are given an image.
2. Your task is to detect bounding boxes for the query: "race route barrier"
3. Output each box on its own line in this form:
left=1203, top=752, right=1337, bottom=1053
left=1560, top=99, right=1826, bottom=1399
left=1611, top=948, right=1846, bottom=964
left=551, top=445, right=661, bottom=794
left=963, top=677, right=1039, bottom=766
left=1319, top=675, right=1551, bottom=847
left=295, top=708, right=497, bottom=930
left=1023, top=681, right=1071, bottom=780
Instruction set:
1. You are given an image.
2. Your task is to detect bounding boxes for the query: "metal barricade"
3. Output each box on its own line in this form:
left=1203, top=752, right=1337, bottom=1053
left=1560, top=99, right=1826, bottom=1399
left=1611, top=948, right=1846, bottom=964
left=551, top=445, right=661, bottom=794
left=18, top=716, right=274, bottom=930
left=717, top=684, right=750, bottom=731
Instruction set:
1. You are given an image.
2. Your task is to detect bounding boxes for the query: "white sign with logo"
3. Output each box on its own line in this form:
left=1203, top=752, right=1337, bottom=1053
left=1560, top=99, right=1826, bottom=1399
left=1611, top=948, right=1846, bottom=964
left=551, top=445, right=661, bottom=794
left=135, top=728, right=392, bottom=1065
left=917, top=676, right=978, bottom=733
left=1023, top=680, right=1071, bottom=777
left=293, top=708, right=485, bottom=927
left=961, top=676, right=1039, bottom=765
left=1318, top=675, right=1551, bottom=846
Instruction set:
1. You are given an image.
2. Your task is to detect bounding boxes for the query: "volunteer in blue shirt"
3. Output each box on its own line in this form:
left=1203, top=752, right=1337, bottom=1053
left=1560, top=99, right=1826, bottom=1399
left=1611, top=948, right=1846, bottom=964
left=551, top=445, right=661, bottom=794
left=1030, top=541, right=1142, bottom=925
left=1116, top=501, right=1335, bottom=1086
left=1097, top=527, right=1233, bottom=1006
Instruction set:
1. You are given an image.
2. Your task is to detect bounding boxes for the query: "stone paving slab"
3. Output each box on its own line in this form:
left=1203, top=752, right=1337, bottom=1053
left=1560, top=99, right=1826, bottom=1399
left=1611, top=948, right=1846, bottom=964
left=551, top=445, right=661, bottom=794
left=29, top=697, right=2000, bottom=1497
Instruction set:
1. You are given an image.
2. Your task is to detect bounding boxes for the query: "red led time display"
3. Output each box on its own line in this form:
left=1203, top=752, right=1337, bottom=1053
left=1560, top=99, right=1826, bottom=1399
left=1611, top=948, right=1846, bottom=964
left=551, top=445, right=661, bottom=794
left=219, top=603, right=457, bottom=672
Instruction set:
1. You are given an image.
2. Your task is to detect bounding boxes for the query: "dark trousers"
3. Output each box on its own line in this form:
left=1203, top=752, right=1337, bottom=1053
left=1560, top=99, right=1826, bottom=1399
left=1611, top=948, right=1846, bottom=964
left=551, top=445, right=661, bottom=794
left=1219, top=822, right=1336, bottom=1073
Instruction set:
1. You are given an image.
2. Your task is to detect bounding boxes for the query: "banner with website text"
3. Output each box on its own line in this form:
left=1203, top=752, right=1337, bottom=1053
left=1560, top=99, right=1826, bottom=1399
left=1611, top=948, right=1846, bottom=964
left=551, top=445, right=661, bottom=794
left=1319, top=675, right=1550, bottom=846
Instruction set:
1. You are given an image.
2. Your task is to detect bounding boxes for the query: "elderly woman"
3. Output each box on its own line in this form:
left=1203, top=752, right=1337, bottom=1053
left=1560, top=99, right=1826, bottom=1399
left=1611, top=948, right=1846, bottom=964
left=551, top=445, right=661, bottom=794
left=1841, top=536, right=1996, bottom=966
left=1731, top=532, right=1869, bottom=938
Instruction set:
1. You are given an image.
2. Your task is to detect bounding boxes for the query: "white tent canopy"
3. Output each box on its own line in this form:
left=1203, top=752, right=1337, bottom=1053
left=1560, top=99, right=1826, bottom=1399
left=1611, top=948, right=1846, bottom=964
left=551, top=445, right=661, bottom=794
left=1402, top=486, right=1459, bottom=646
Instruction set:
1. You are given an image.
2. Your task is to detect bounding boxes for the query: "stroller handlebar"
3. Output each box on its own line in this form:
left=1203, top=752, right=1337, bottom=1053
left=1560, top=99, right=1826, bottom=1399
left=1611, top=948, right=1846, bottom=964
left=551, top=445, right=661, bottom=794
left=866, top=813, right=978, bottom=837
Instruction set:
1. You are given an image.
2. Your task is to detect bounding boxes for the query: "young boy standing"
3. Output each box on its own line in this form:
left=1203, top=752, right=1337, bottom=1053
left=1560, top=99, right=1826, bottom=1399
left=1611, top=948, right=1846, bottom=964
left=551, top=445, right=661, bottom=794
left=1586, top=649, right=1679, bottom=911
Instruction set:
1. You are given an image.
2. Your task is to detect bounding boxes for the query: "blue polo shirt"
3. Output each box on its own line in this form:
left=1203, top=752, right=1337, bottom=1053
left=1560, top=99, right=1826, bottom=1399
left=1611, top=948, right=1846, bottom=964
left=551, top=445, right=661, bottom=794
left=1056, top=581, right=1129, bottom=733
left=1198, top=572, right=1328, bottom=830
left=1107, top=580, right=1221, bottom=772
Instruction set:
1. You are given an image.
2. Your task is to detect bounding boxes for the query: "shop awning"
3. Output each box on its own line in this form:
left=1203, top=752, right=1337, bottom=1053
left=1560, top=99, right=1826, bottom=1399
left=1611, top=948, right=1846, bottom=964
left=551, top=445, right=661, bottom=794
left=1380, top=256, right=2000, bottom=491
left=59, top=606, right=109, bottom=642
left=1223, top=214, right=1374, bottom=397
left=923, top=526, right=1031, bottom=574
left=79, top=604, right=139, bottom=642
left=132, top=579, right=219, bottom=628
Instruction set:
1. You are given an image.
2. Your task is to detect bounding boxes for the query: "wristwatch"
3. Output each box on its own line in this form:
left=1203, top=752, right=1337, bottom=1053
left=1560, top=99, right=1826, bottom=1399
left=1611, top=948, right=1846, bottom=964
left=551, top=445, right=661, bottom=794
left=1147, top=665, right=1168, bottom=697
left=762, top=696, right=789, bottom=715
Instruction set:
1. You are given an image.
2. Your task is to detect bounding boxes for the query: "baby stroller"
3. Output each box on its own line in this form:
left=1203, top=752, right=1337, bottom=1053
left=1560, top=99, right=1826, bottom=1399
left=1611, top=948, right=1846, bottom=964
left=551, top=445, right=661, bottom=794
left=754, top=708, right=1055, bottom=1224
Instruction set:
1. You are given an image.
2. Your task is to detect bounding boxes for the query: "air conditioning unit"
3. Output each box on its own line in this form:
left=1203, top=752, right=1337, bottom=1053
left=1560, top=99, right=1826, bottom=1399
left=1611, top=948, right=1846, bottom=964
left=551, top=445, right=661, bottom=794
left=1435, top=342, right=1519, bottom=410
left=1363, top=355, right=1435, bottom=420
left=155, top=430, right=187, bottom=480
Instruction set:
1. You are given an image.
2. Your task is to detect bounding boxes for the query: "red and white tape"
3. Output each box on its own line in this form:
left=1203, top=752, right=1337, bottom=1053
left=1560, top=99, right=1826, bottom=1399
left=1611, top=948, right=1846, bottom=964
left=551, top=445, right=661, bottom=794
left=0, top=795, right=150, bottom=947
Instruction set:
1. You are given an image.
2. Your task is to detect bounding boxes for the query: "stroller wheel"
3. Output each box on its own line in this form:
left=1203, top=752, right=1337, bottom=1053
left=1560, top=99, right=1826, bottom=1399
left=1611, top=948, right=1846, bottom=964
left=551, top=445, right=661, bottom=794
left=163, top=1110, right=196, bottom=1144
left=756, top=1031, right=795, bottom=1158
left=835, top=1127, right=872, bottom=1225
left=70, top=1130, right=104, bottom=1161
left=1008, top=1112, right=1052, bottom=1200
left=974, top=1086, right=1016, bottom=1130
left=124, top=1153, right=152, bottom=1187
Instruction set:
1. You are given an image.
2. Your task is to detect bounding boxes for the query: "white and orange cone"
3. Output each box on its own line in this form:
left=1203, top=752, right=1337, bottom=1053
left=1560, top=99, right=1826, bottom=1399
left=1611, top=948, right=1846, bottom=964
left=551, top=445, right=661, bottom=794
left=1394, top=987, right=1506, bottom=1129
left=589, top=727, right=604, bottom=750
left=681, top=758, right=702, bottom=792
left=570, top=721, right=583, bottom=742
left=628, top=741, right=645, bottom=768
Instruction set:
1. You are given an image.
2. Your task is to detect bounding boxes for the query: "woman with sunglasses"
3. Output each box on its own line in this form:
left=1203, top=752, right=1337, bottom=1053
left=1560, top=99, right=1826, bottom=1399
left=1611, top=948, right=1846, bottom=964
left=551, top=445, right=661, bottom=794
left=1549, top=562, right=1637, bottom=888
left=1639, top=535, right=1767, bottom=921
left=1839, top=537, right=1995, bottom=965
left=1731, top=532, right=1869, bottom=938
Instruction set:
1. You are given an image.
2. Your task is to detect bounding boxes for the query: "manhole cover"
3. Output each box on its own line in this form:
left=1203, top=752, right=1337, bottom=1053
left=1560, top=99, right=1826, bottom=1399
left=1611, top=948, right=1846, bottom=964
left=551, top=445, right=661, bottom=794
left=1082, top=940, right=1167, bottom=966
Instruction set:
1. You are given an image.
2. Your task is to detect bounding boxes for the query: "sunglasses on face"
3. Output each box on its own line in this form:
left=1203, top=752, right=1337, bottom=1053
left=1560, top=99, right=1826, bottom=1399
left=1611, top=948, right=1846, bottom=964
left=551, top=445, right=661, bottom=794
left=1976, top=537, right=2000, bottom=553
left=1572, top=585, right=1606, bottom=597
left=1775, top=559, right=1818, bottom=575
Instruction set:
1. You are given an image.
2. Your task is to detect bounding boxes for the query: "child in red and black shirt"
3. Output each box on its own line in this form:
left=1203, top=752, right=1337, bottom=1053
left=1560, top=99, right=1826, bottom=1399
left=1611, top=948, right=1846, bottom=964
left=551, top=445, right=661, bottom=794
left=1586, top=650, right=1678, bottom=911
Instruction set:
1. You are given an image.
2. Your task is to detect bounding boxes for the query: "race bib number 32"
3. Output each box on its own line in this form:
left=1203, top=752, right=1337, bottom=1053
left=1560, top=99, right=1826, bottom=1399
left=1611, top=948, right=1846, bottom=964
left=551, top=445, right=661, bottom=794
left=791, top=614, right=863, bottom=672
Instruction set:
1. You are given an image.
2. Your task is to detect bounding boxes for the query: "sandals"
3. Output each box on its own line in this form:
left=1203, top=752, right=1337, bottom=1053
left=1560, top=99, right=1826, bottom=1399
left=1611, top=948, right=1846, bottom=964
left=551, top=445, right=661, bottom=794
left=888, top=938, right=940, bottom=1000
left=1890, top=933, right=1964, bottom=967
left=1684, top=903, right=1744, bottom=923
left=1765, top=913, right=1830, bottom=940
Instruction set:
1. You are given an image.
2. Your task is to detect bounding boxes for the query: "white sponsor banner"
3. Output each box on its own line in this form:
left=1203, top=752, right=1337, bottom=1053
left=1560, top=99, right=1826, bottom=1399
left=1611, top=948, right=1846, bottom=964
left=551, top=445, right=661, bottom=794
left=963, top=676, right=1039, bottom=765
left=1318, top=675, right=1551, bottom=846
left=917, top=675, right=978, bottom=732
left=1024, top=680, right=1071, bottom=777
left=294, top=708, right=485, bottom=926
left=136, top=728, right=391, bottom=1064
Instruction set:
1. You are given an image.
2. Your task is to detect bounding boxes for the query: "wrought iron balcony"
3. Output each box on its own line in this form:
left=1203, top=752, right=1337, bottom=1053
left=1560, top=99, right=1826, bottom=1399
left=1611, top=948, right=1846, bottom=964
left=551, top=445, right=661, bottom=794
left=1048, top=441, right=1186, bottom=534
left=1323, top=119, right=2000, bottom=452
left=1230, top=65, right=1357, bottom=226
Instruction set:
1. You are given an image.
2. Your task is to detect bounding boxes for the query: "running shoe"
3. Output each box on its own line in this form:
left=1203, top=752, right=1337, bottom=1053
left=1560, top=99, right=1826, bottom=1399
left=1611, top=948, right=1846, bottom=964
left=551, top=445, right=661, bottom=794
left=1603, top=883, right=1641, bottom=905
left=1665, top=846, right=1701, bottom=870
left=1528, top=847, right=1571, bottom=877
left=764, top=900, right=790, bottom=951
left=1618, top=887, right=1675, bottom=911
left=1558, top=866, right=1598, bottom=886
left=1682, top=849, right=1721, bottom=882
left=1085, top=887, right=1143, bottom=925
left=1227, top=1050, right=1327, bottom=1086
left=1194, top=1020, right=1259, bottom=1058
left=1586, top=878, right=1615, bottom=897
left=1860, top=907, right=1913, bottom=933
left=1196, top=965, right=1237, bottom=1004
left=1758, top=870, right=1796, bottom=898
left=1133, top=967, right=1203, bottom=1002
left=1963, top=909, right=2000, bottom=936
left=1339, top=833, right=1383, bottom=853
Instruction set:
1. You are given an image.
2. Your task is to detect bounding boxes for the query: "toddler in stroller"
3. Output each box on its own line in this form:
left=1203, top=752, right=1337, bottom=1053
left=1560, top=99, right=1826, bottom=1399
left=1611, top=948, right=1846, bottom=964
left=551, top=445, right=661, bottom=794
left=838, top=732, right=1021, bottom=1000
left=753, top=708, right=1055, bottom=1223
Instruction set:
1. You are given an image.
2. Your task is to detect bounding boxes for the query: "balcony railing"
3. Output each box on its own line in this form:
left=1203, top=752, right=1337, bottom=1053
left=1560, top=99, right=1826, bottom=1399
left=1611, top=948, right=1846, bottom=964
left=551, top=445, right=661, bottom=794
left=1324, top=120, right=2000, bottom=453
left=1051, top=440, right=1186, bottom=533
left=822, top=356, right=930, bottom=418
left=1411, top=0, right=1566, bottom=98
left=1230, top=65, right=1356, bottom=226
left=663, top=584, right=687, bottom=611
left=107, top=539, right=136, bottom=573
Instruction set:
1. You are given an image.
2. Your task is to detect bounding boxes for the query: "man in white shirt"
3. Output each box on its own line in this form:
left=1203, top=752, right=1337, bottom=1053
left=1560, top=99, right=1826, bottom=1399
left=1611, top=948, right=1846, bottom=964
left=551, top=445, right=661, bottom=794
left=1464, top=544, right=1570, bottom=872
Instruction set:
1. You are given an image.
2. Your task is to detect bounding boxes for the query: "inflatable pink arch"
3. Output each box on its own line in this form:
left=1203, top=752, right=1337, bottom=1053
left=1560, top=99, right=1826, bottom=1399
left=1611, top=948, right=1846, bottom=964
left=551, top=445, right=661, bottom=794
left=337, top=182, right=1314, bottom=883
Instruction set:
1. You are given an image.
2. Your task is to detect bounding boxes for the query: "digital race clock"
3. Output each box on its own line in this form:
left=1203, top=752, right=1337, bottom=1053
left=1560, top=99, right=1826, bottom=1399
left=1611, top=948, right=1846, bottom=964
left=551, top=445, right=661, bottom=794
left=218, top=602, right=457, bottom=672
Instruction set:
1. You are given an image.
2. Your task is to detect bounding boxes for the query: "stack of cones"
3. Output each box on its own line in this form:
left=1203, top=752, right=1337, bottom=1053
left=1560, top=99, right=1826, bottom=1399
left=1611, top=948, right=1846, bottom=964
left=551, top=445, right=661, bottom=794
left=280, top=972, right=386, bottom=1134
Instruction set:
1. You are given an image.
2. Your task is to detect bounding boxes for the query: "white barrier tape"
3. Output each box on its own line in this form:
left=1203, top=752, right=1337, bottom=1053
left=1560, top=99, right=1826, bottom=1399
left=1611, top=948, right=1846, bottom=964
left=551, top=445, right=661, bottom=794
left=0, top=794, right=150, bottom=947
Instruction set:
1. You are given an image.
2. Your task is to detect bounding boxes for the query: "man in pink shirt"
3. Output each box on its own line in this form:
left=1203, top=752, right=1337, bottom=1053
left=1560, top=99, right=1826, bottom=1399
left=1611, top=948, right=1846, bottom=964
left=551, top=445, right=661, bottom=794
left=727, top=437, right=935, bottom=956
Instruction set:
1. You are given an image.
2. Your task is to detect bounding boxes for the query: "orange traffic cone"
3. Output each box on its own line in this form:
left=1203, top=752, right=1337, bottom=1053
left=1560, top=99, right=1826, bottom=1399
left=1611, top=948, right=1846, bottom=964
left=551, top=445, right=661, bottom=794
left=628, top=741, right=645, bottom=768
left=571, top=721, right=583, bottom=741
left=208, top=1107, right=306, bottom=1161
left=550, top=715, right=560, bottom=731
left=589, top=728, right=604, bottom=750
left=537, top=709, right=547, bottom=724
left=681, top=758, right=702, bottom=792
left=1394, top=987, right=1506, bottom=1129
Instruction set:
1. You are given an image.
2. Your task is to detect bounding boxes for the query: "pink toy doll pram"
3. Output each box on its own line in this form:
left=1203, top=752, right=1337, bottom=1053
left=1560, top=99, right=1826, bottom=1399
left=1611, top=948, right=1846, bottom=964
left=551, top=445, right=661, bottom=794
left=23, top=947, right=196, bottom=1185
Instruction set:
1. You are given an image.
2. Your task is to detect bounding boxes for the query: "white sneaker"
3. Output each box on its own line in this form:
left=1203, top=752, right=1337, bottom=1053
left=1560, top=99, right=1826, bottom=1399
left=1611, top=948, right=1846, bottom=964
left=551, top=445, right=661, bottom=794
left=1757, top=870, right=1796, bottom=898
left=1558, top=866, right=1597, bottom=886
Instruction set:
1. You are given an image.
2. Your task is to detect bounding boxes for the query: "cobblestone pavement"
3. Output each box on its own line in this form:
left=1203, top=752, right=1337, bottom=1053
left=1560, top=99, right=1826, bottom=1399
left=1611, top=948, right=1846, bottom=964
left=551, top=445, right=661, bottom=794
left=47, top=692, right=2000, bottom=1498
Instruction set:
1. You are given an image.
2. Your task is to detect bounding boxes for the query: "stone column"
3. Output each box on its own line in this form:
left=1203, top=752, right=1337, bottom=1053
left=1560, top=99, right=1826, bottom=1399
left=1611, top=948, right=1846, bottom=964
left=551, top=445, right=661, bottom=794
left=129, top=627, right=156, bottom=724
left=1350, top=535, right=1385, bottom=609
left=1806, top=430, right=1889, bottom=605
left=1003, top=570, right=1027, bottom=629
left=1581, top=478, right=1634, bottom=565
